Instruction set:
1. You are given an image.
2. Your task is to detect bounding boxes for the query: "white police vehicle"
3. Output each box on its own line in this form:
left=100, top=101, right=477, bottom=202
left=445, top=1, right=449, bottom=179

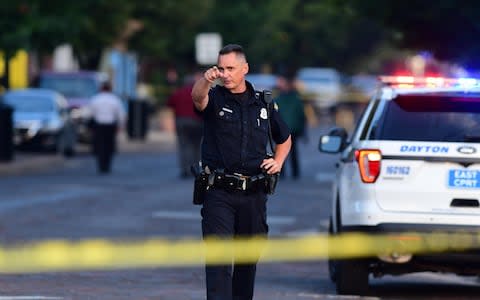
left=319, top=76, right=480, bottom=295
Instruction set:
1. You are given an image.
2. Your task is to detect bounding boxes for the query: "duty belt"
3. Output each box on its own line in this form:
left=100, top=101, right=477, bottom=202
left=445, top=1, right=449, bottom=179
left=208, top=171, right=266, bottom=192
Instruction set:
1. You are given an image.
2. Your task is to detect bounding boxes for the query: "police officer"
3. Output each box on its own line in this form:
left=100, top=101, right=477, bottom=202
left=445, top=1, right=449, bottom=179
left=191, top=44, right=291, bottom=300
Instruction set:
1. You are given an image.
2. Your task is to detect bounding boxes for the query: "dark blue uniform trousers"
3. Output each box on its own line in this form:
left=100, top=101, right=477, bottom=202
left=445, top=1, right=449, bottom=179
left=201, top=188, right=268, bottom=300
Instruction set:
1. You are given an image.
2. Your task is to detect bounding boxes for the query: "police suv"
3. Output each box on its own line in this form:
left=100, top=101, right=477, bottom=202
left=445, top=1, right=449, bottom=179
left=319, top=76, right=480, bottom=295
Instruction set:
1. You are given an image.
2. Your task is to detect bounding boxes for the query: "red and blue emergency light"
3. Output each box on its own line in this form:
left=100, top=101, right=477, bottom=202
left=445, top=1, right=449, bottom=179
left=379, top=76, right=479, bottom=89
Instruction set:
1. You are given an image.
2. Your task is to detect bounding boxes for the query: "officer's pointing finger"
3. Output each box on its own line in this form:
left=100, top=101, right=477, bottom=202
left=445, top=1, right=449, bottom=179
left=212, top=66, right=221, bottom=78
left=205, top=68, right=216, bottom=83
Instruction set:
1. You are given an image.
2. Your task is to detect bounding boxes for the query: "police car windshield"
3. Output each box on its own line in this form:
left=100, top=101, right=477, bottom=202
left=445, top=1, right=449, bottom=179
left=371, top=94, right=480, bottom=142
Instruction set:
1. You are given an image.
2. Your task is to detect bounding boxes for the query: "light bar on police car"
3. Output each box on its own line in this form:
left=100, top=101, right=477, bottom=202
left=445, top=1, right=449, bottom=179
left=379, top=76, right=479, bottom=88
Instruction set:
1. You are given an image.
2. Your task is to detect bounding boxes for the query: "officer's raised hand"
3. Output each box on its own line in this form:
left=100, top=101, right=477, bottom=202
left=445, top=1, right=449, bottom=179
left=192, top=66, right=224, bottom=112
left=204, top=66, right=223, bottom=83
left=192, top=66, right=223, bottom=111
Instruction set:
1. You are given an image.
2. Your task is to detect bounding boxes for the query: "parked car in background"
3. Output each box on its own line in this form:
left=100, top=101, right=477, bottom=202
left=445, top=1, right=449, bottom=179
left=296, top=67, right=342, bottom=113
left=245, top=73, right=278, bottom=92
left=37, top=71, right=109, bottom=143
left=349, top=74, right=378, bottom=98
left=335, top=74, right=379, bottom=132
left=3, top=88, right=77, bottom=156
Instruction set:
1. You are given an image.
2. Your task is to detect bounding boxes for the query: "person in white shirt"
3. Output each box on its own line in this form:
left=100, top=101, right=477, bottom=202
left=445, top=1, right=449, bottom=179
left=89, top=82, right=126, bottom=174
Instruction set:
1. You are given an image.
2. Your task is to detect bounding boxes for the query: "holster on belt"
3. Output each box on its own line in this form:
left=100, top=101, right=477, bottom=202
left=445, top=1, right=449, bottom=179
left=264, top=172, right=279, bottom=195
left=191, top=162, right=209, bottom=205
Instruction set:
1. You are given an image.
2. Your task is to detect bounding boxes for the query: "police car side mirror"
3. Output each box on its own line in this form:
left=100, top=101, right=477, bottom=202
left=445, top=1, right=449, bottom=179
left=318, top=135, right=343, bottom=153
left=318, top=127, right=348, bottom=153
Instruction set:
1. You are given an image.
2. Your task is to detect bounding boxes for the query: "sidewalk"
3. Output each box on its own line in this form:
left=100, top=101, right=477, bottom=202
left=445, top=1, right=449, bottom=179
left=0, top=152, right=65, bottom=176
left=117, top=129, right=176, bottom=153
left=0, top=129, right=176, bottom=177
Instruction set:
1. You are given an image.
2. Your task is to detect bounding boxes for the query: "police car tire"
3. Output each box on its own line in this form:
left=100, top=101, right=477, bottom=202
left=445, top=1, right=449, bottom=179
left=335, top=259, right=369, bottom=295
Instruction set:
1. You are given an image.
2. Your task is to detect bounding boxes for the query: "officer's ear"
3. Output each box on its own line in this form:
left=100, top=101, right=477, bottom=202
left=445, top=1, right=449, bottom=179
left=242, top=63, right=249, bottom=76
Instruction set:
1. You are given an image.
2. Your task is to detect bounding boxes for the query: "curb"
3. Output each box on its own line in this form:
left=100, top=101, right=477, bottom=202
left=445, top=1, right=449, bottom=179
left=118, top=130, right=177, bottom=153
left=0, top=130, right=176, bottom=177
left=0, top=154, right=65, bottom=176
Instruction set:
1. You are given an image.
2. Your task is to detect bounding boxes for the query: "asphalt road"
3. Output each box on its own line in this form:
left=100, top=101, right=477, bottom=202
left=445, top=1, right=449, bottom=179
left=0, top=126, right=480, bottom=299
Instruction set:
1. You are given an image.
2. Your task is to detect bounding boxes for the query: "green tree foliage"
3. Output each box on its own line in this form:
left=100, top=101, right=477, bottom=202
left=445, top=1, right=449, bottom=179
left=0, top=0, right=394, bottom=76
left=66, top=0, right=133, bottom=68
left=0, top=1, right=131, bottom=59
left=0, top=2, right=33, bottom=56
left=197, top=0, right=387, bottom=73
left=130, top=0, right=213, bottom=62
left=4, top=0, right=480, bottom=85
left=0, top=0, right=132, bottom=87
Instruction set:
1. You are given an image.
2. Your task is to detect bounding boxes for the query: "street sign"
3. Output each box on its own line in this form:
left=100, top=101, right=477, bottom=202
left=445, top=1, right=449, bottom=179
left=195, top=33, right=222, bottom=65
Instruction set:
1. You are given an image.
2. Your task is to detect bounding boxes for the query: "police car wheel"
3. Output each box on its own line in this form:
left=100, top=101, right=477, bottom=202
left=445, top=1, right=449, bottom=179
left=335, top=259, right=369, bottom=295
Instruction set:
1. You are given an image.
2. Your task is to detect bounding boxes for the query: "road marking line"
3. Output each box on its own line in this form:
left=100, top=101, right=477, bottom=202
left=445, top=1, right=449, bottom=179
left=151, top=210, right=295, bottom=225
left=268, top=216, right=295, bottom=225
left=319, top=219, right=330, bottom=229
left=394, top=271, right=480, bottom=285
left=151, top=211, right=198, bottom=220
left=0, top=297, right=63, bottom=300
left=0, top=187, right=101, bottom=213
left=285, top=228, right=320, bottom=237
left=298, top=293, right=379, bottom=299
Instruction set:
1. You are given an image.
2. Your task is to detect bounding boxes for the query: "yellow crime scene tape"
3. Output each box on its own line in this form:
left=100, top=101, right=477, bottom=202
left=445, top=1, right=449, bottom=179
left=0, top=232, right=479, bottom=273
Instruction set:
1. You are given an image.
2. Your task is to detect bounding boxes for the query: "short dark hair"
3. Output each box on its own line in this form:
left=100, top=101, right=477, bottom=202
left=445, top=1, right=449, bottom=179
left=219, top=44, right=246, bottom=61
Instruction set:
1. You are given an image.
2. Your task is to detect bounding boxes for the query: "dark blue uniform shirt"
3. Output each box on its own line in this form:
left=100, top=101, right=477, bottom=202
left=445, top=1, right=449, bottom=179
left=199, top=81, right=290, bottom=176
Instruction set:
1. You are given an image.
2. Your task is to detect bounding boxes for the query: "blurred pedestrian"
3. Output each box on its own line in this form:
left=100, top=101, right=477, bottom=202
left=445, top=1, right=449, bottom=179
left=164, top=66, right=180, bottom=99
left=89, top=82, right=126, bottom=174
left=275, top=72, right=306, bottom=179
left=191, top=44, right=291, bottom=300
left=166, top=66, right=179, bottom=88
left=167, top=72, right=203, bottom=179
